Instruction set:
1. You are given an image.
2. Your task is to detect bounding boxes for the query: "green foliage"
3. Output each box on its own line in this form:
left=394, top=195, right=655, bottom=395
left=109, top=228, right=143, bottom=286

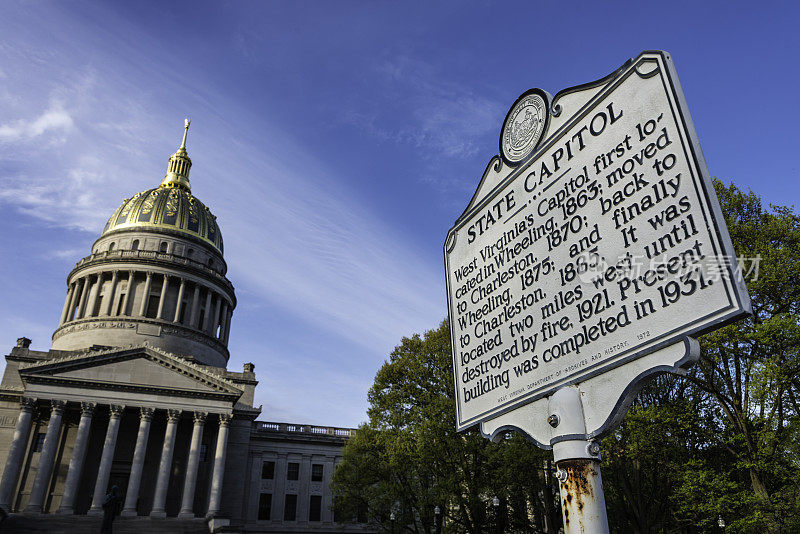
left=331, top=321, right=558, bottom=533
left=602, top=180, right=800, bottom=533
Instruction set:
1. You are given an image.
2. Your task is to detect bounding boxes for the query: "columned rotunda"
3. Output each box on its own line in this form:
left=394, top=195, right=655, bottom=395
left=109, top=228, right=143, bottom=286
left=0, top=123, right=368, bottom=533
left=52, top=120, right=233, bottom=367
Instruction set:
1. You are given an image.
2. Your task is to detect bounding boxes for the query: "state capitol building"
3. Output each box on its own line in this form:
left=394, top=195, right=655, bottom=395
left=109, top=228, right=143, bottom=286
left=0, top=122, right=367, bottom=533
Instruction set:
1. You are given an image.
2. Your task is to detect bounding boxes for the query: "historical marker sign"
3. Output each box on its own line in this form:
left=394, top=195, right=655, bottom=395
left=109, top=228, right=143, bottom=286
left=445, top=51, right=751, bottom=432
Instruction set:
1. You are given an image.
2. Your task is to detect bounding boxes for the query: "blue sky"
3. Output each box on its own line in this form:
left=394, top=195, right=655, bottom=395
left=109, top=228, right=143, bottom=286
left=1, top=1, right=797, bottom=427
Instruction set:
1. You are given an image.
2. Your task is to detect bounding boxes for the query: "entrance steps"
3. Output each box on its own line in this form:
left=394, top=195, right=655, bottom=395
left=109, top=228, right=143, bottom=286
left=0, top=513, right=215, bottom=533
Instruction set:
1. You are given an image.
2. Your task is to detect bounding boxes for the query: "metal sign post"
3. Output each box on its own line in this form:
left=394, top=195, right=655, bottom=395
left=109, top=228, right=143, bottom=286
left=549, top=387, right=609, bottom=533
left=444, top=51, right=750, bottom=532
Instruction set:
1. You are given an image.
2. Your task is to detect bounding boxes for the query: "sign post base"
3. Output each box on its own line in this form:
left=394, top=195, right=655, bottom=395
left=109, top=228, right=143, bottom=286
left=480, top=341, right=700, bottom=531
left=550, top=386, right=609, bottom=534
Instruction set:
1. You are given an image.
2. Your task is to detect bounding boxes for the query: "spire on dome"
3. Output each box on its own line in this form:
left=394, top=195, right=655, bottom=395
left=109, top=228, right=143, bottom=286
left=160, top=118, right=193, bottom=191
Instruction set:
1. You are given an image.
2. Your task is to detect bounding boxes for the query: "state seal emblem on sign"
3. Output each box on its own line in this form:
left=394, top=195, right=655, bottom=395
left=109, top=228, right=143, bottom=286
left=500, top=89, right=549, bottom=165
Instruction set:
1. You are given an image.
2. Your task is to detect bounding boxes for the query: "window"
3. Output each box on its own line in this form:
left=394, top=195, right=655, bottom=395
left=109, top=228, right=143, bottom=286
left=33, top=433, right=46, bottom=452
left=309, top=495, right=322, bottom=522
left=283, top=494, right=297, bottom=521
left=131, top=239, right=139, bottom=251
left=207, top=258, right=214, bottom=267
left=286, top=462, right=299, bottom=481
left=261, top=461, right=275, bottom=479
left=258, top=493, right=272, bottom=521
left=311, top=464, right=323, bottom=482
left=187, top=248, right=194, bottom=258
left=179, top=299, right=188, bottom=324
left=159, top=242, right=168, bottom=253
left=145, top=294, right=160, bottom=319
left=116, top=287, right=127, bottom=316
left=108, top=242, right=115, bottom=252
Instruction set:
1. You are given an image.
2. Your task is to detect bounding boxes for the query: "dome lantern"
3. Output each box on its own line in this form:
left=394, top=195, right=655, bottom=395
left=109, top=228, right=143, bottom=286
left=160, top=118, right=193, bottom=191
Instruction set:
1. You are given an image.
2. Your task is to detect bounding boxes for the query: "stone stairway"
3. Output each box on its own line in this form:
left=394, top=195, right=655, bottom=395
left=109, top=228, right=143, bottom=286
left=0, top=513, right=213, bottom=533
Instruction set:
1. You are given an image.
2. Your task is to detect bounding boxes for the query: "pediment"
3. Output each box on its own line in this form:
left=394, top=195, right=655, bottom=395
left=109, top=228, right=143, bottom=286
left=17, top=345, right=242, bottom=401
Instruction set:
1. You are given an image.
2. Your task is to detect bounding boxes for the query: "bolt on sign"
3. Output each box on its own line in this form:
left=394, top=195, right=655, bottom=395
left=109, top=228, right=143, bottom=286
left=444, top=51, right=751, bottom=440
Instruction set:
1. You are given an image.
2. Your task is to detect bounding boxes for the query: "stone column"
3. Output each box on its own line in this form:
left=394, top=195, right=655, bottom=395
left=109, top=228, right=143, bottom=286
left=66, top=279, right=82, bottom=322
left=88, top=405, right=125, bottom=515
left=271, top=453, right=287, bottom=524
left=210, top=295, right=222, bottom=336
left=202, top=291, right=214, bottom=332
left=206, top=413, right=231, bottom=517
left=75, top=276, right=91, bottom=319
left=59, top=284, right=75, bottom=324
left=86, top=273, right=102, bottom=317
left=57, top=402, right=96, bottom=514
left=322, top=457, right=335, bottom=524
left=119, top=271, right=133, bottom=316
left=0, top=398, right=37, bottom=510
left=246, top=452, right=262, bottom=522
left=157, top=274, right=170, bottom=319
left=298, top=454, right=311, bottom=523
left=223, top=308, right=233, bottom=344
left=217, top=302, right=228, bottom=340
left=150, top=409, right=182, bottom=518
left=138, top=271, right=153, bottom=316
left=173, top=278, right=186, bottom=323
left=178, top=411, right=207, bottom=518
left=189, top=285, right=201, bottom=327
left=25, top=400, right=66, bottom=512
left=121, top=408, right=154, bottom=517
left=103, top=271, right=119, bottom=316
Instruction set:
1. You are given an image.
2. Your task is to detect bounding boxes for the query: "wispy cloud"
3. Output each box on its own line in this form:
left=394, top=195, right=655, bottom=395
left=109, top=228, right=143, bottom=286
left=0, top=101, right=73, bottom=143
left=340, top=54, right=503, bottom=160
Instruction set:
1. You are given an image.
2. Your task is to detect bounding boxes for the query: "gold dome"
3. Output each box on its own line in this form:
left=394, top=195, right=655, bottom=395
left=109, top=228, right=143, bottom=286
left=100, top=120, right=224, bottom=253
left=101, top=187, right=223, bottom=252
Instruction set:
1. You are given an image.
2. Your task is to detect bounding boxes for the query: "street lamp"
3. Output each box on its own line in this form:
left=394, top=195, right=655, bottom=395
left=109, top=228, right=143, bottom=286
left=434, top=505, right=442, bottom=534
left=390, top=510, right=395, bottom=534
left=718, top=515, right=726, bottom=529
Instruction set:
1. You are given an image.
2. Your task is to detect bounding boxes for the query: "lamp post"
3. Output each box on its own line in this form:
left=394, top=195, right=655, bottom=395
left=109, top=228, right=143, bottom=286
left=390, top=510, right=395, bottom=534
left=718, top=515, right=726, bottom=531
left=492, top=496, right=500, bottom=534
left=435, top=505, right=442, bottom=534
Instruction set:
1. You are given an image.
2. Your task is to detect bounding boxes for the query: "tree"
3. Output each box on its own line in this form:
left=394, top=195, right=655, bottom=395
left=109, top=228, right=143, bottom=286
left=332, top=321, right=558, bottom=533
left=602, top=180, right=800, bottom=533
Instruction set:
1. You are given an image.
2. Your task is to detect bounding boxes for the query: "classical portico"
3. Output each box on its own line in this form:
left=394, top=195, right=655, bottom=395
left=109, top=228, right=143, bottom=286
left=0, top=344, right=248, bottom=519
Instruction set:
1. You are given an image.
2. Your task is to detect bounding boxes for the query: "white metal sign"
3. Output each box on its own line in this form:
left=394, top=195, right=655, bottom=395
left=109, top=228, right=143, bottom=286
left=445, top=51, right=750, bottom=433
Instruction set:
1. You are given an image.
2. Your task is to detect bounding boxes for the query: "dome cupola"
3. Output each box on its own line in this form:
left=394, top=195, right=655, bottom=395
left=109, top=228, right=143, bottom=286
left=161, top=118, right=193, bottom=190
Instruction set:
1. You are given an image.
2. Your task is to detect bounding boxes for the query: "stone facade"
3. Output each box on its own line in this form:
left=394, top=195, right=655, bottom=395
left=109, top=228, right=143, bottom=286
left=0, top=124, right=370, bottom=533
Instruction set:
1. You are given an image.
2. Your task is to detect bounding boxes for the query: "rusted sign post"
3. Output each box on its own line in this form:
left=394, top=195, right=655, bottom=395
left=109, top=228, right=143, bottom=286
left=444, top=51, right=750, bottom=532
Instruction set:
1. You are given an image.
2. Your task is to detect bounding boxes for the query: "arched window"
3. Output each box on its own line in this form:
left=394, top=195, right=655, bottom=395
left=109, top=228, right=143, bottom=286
left=207, top=258, right=214, bottom=267
left=131, top=239, right=139, bottom=251
left=108, top=242, right=115, bottom=252
left=187, top=248, right=194, bottom=258
left=160, top=242, right=168, bottom=253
